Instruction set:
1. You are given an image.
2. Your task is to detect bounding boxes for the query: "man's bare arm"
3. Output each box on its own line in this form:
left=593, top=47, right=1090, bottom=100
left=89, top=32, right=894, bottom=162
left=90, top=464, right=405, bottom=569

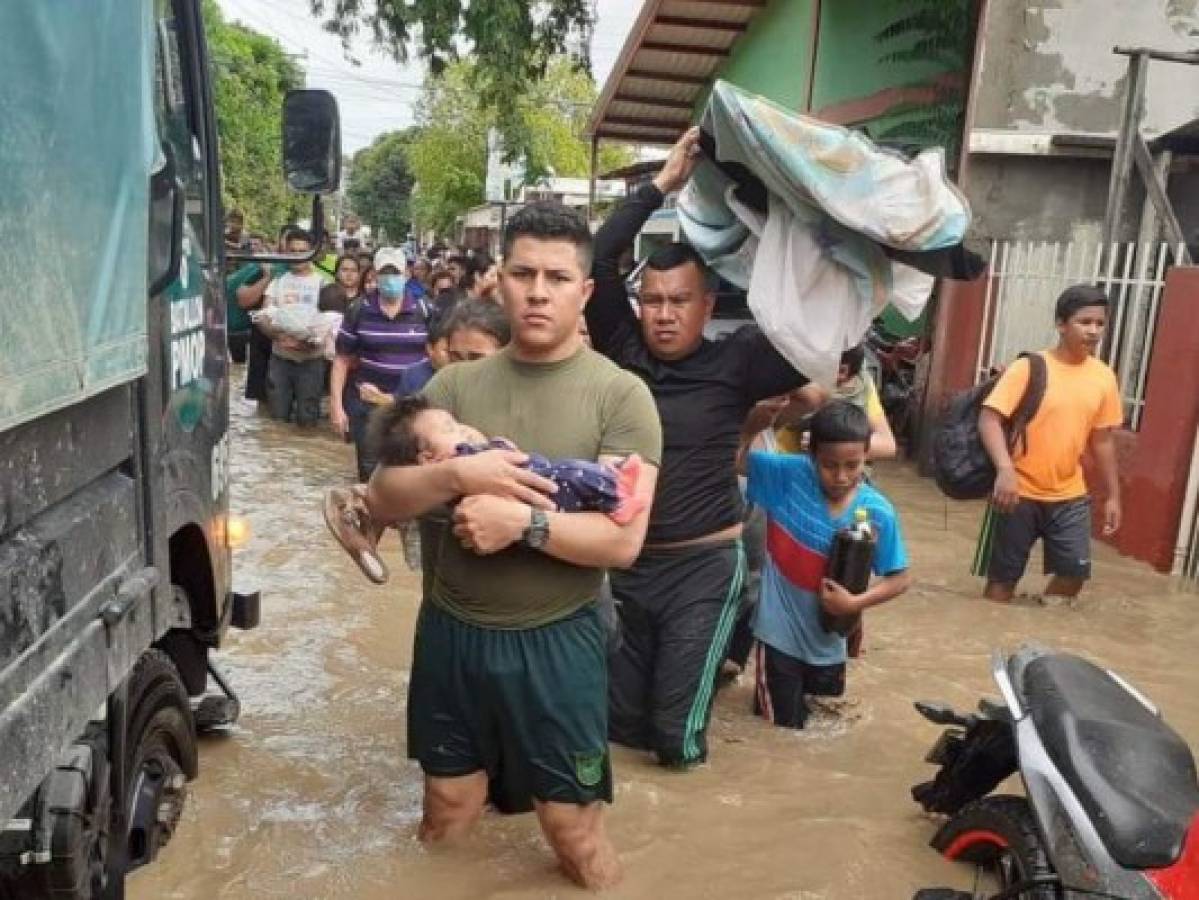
left=236, top=270, right=271, bottom=310
left=979, top=407, right=1019, bottom=512
left=542, top=459, right=658, bottom=568
left=449, top=458, right=659, bottom=568
left=366, top=450, right=558, bottom=522
left=1090, top=427, right=1122, bottom=535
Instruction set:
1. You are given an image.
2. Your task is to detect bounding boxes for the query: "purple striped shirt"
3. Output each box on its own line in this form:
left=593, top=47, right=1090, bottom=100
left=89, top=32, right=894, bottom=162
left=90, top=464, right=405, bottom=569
left=335, top=293, right=429, bottom=394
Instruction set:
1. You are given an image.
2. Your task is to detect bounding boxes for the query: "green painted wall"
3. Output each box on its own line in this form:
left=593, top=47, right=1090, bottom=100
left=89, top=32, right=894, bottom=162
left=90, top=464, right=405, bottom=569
left=701, top=0, right=816, bottom=114
left=810, top=0, right=960, bottom=113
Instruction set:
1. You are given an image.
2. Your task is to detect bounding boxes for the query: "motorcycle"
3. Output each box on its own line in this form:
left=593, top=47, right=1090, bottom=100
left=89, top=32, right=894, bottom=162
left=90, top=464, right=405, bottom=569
left=911, top=646, right=1199, bottom=899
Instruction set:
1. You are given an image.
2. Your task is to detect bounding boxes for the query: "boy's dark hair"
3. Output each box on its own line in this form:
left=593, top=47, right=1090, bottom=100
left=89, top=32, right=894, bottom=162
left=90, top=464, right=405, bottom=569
left=443, top=297, right=510, bottom=346
left=809, top=401, right=871, bottom=452
left=840, top=345, right=865, bottom=377
left=426, top=308, right=448, bottom=344
left=1055, top=284, right=1109, bottom=323
left=462, top=251, right=495, bottom=288
left=368, top=394, right=431, bottom=466
left=502, top=201, right=593, bottom=271
left=645, top=242, right=717, bottom=290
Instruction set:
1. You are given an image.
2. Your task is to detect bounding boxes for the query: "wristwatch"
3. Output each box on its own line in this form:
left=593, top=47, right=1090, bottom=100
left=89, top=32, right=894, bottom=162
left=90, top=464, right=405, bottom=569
left=522, top=508, right=550, bottom=550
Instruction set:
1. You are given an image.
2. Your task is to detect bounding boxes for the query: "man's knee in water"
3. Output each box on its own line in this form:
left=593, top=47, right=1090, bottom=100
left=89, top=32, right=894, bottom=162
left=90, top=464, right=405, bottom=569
left=419, top=772, right=488, bottom=842
left=535, top=800, right=622, bottom=889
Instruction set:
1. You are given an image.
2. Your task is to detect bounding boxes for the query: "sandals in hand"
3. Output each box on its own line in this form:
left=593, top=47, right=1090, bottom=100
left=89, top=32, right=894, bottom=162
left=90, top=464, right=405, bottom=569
left=323, top=486, right=389, bottom=585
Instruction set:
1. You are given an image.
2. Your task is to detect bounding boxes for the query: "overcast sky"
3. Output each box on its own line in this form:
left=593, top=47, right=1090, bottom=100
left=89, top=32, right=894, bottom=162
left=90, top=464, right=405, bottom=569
left=215, top=0, right=642, bottom=153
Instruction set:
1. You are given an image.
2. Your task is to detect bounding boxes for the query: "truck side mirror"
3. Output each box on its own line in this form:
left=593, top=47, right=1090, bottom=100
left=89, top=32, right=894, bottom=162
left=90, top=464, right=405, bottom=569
left=148, top=144, right=184, bottom=296
left=281, top=89, right=341, bottom=194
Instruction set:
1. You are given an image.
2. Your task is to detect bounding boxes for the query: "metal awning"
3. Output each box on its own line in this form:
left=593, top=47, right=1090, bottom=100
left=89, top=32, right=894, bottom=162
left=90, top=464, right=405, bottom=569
left=588, top=0, right=766, bottom=146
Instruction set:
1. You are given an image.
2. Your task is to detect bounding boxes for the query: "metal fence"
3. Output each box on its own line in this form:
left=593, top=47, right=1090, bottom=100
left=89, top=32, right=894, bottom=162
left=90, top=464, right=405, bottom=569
left=976, top=239, right=1186, bottom=430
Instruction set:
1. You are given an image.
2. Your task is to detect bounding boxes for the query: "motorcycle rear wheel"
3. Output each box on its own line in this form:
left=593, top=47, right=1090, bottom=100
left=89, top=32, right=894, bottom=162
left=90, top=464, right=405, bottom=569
left=930, top=795, right=1061, bottom=899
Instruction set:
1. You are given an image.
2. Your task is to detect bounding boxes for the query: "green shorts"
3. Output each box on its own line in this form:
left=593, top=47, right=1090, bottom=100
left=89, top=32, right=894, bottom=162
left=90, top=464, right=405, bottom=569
left=407, top=600, right=612, bottom=812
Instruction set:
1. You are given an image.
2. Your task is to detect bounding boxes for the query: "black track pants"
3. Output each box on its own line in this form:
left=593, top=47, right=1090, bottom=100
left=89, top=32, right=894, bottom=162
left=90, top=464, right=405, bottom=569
left=608, top=539, right=745, bottom=767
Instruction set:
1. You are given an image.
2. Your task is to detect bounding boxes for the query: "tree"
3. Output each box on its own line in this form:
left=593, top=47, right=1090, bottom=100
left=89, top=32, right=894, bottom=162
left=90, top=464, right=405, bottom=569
left=309, top=0, right=593, bottom=153
left=404, top=59, right=634, bottom=236
left=203, top=0, right=307, bottom=236
left=347, top=129, right=418, bottom=243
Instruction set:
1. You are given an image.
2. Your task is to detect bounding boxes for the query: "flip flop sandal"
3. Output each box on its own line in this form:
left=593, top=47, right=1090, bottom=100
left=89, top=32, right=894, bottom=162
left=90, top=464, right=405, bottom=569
left=323, top=487, right=389, bottom=584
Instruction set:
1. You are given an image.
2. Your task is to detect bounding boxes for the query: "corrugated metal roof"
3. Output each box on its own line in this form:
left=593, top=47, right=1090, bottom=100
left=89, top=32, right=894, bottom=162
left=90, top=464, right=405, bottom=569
left=589, top=0, right=767, bottom=146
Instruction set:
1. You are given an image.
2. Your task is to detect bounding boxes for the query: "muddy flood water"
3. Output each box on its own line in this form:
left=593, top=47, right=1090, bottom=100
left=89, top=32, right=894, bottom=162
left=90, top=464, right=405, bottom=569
left=131, top=390, right=1199, bottom=899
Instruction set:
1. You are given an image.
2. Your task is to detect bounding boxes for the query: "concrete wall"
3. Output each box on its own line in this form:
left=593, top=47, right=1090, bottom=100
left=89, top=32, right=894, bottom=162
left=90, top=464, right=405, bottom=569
left=974, top=0, right=1199, bottom=136
left=964, top=155, right=1199, bottom=246
left=963, top=155, right=1134, bottom=243
left=709, top=0, right=816, bottom=112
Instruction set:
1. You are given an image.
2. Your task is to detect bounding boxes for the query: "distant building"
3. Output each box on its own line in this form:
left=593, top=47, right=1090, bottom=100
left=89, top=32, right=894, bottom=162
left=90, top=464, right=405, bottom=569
left=457, top=177, right=627, bottom=255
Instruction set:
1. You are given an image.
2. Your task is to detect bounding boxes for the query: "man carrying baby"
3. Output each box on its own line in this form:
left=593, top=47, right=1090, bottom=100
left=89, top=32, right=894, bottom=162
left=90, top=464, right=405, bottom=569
left=356, top=201, right=661, bottom=889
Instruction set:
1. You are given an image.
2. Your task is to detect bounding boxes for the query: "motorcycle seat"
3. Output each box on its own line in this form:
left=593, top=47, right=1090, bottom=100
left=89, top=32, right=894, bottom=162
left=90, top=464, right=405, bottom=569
left=1019, top=653, right=1199, bottom=870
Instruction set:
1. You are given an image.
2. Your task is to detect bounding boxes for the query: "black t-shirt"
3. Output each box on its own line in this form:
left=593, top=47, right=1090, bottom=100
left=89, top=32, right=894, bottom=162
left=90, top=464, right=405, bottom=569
left=586, top=184, right=808, bottom=544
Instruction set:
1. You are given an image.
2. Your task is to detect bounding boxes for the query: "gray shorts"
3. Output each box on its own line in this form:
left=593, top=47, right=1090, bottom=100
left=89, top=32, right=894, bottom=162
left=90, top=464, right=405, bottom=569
left=988, top=497, right=1092, bottom=585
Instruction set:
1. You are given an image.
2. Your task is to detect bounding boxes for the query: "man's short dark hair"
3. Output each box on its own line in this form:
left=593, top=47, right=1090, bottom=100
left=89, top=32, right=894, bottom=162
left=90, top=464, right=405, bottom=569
left=809, top=401, right=871, bottom=452
left=368, top=394, right=431, bottom=466
left=840, top=345, right=865, bottom=377
left=283, top=226, right=312, bottom=247
left=502, top=201, right=593, bottom=271
left=645, top=242, right=716, bottom=291
left=443, top=297, right=511, bottom=346
left=1055, top=284, right=1109, bottom=323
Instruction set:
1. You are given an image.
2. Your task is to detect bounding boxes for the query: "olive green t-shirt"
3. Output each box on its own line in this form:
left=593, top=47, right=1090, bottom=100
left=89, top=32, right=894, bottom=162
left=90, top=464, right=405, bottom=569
left=421, top=346, right=662, bottom=628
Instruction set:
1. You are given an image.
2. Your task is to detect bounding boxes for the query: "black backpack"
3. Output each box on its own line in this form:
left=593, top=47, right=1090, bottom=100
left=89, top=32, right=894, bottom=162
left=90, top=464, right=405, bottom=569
left=932, top=353, right=1048, bottom=500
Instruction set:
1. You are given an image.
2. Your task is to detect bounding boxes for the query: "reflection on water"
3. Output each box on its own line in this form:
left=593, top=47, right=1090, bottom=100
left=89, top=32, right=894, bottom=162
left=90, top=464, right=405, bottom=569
left=132, top=384, right=1199, bottom=899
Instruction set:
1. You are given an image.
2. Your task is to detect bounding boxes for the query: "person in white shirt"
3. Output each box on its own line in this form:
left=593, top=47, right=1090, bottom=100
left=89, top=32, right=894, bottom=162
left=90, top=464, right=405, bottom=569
left=259, top=228, right=328, bottom=427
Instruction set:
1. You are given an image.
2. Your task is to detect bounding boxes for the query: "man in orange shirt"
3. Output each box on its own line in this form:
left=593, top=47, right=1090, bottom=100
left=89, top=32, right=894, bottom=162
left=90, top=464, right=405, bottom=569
left=979, top=285, right=1123, bottom=602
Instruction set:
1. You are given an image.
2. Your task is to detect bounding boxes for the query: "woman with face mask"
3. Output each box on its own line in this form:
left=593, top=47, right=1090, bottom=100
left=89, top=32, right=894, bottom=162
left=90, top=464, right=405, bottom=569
left=329, top=247, right=431, bottom=479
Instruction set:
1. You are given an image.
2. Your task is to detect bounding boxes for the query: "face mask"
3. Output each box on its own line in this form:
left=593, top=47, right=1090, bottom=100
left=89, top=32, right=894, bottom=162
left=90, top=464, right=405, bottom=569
left=378, top=273, right=406, bottom=299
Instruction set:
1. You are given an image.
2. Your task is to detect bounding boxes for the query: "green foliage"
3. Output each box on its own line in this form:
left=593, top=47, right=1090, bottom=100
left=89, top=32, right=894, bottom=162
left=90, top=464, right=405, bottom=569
left=405, top=63, right=488, bottom=236
left=875, top=5, right=972, bottom=69
left=309, top=0, right=593, bottom=154
left=202, top=0, right=306, bottom=235
left=873, top=0, right=972, bottom=158
left=347, top=130, right=418, bottom=243
left=404, top=59, right=633, bottom=237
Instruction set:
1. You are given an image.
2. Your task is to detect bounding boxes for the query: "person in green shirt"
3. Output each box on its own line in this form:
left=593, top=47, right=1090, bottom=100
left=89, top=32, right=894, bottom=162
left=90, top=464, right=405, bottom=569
left=363, top=202, right=662, bottom=890
left=224, top=262, right=264, bottom=364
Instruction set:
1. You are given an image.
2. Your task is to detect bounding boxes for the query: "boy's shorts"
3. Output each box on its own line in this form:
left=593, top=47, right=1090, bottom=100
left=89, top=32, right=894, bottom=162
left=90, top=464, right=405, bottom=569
left=407, top=600, right=611, bottom=813
left=753, top=643, right=846, bottom=730
left=988, top=496, right=1092, bottom=585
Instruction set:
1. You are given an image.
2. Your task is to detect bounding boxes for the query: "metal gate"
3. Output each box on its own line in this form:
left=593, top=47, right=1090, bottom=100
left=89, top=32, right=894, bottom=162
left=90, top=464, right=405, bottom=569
left=975, top=239, right=1185, bottom=430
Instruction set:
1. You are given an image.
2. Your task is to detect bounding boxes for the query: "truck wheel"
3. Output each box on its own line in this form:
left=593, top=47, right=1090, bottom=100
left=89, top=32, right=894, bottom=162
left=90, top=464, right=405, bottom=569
left=123, top=649, right=197, bottom=872
left=930, top=795, right=1061, bottom=898
left=0, top=725, right=110, bottom=900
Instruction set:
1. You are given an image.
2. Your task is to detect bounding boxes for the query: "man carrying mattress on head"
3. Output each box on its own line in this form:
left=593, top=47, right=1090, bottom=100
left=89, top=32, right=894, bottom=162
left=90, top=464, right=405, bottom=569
left=588, top=128, right=809, bottom=770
